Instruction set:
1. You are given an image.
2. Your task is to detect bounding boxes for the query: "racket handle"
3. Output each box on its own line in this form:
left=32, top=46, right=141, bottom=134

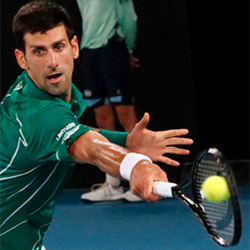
left=153, top=182, right=178, bottom=198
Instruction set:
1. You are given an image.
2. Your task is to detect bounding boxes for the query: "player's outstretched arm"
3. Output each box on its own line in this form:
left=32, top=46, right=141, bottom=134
left=68, top=130, right=127, bottom=179
left=126, top=113, right=194, bottom=166
left=68, top=130, right=168, bottom=201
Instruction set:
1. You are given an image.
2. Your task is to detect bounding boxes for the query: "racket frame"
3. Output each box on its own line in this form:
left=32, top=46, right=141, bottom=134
left=192, top=148, right=242, bottom=246
left=172, top=186, right=230, bottom=246
left=153, top=148, right=242, bottom=246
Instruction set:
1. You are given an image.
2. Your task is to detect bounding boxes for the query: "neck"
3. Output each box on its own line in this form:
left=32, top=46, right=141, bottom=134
left=60, top=90, right=71, bottom=103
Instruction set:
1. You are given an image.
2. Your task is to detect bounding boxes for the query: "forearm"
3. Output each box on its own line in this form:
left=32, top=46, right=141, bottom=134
left=68, top=130, right=168, bottom=201
left=68, top=130, right=129, bottom=179
left=99, top=129, right=128, bottom=148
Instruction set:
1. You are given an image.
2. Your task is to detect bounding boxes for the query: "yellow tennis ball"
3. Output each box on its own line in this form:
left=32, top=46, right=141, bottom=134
left=201, top=176, right=230, bottom=203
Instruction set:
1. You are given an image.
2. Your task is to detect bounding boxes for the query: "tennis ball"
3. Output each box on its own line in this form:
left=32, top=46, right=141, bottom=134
left=201, top=176, right=230, bottom=203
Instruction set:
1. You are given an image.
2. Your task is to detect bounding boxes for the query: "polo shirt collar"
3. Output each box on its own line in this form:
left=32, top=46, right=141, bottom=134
left=23, top=72, right=56, bottom=101
left=22, top=71, right=88, bottom=117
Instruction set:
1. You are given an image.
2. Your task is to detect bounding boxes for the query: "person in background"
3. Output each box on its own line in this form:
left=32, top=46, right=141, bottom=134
left=76, top=0, right=141, bottom=202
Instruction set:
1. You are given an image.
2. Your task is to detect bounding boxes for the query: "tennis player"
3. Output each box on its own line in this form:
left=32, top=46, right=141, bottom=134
left=0, top=1, right=193, bottom=250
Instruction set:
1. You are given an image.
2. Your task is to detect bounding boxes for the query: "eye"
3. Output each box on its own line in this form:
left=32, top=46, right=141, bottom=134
left=33, top=48, right=44, bottom=55
left=55, top=43, right=64, bottom=51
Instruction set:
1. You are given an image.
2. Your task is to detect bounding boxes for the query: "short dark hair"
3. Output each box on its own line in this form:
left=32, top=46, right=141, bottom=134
left=12, top=0, right=74, bottom=51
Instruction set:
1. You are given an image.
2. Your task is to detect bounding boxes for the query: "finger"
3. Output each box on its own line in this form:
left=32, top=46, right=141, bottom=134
left=130, top=182, right=160, bottom=202
left=165, top=137, right=194, bottom=146
left=162, top=129, right=190, bottom=138
left=130, top=56, right=139, bottom=61
left=145, top=194, right=162, bottom=203
left=131, top=63, right=140, bottom=69
left=135, top=112, right=150, bottom=131
left=158, top=156, right=180, bottom=166
left=164, top=146, right=190, bottom=155
left=144, top=185, right=162, bottom=202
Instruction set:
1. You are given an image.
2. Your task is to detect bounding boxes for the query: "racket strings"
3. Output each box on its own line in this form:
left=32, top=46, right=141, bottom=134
left=193, top=154, right=237, bottom=244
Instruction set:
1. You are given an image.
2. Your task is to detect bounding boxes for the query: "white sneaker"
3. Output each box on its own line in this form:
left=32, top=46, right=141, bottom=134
left=81, top=183, right=124, bottom=201
left=120, top=191, right=142, bottom=202
left=41, top=246, right=46, bottom=250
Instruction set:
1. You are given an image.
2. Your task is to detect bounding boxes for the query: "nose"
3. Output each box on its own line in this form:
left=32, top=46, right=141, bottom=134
left=47, top=50, right=58, bottom=69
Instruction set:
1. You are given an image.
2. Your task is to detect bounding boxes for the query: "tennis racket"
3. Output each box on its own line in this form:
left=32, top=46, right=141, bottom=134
left=153, top=148, right=242, bottom=246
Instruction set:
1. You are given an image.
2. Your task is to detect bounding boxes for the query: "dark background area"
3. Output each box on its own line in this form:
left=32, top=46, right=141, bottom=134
left=1, top=0, right=249, bottom=187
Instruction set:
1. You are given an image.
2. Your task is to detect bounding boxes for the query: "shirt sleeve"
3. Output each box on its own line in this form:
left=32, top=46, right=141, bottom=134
left=25, top=103, right=92, bottom=163
left=76, top=0, right=84, bottom=14
left=116, top=0, right=138, bottom=53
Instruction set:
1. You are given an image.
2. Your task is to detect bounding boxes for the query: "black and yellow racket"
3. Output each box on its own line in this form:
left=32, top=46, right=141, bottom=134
left=153, top=148, right=242, bottom=246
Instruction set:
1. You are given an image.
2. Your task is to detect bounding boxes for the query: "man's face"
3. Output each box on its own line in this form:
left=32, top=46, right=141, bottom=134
left=15, top=24, right=79, bottom=102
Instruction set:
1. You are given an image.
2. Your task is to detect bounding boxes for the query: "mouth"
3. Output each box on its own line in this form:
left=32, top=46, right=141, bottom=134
left=47, top=73, right=62, bottom=84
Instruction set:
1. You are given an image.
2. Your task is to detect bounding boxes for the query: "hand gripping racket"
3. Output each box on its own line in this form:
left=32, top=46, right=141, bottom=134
left=153, top=148, right=242, bottom=246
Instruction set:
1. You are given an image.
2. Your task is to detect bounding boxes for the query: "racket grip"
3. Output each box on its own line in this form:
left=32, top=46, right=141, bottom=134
left=153, top=182, right=178, bottom=198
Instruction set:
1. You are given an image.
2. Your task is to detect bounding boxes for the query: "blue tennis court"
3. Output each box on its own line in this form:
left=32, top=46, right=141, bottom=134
left=44, top=185, right=249, bottom=250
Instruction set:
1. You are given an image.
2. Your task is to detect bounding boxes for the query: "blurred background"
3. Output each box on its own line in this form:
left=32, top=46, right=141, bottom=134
left=1, top=0, right=249, bottom=187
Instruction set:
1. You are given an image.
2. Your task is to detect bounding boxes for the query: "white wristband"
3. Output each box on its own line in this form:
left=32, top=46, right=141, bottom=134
left=120, top=153, right=152, bottom=181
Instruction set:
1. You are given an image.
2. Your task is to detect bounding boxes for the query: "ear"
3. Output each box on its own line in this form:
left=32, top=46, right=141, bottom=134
left=14, top=49, right=28, bottom=70
left=71, top=36, right=79, bottom=59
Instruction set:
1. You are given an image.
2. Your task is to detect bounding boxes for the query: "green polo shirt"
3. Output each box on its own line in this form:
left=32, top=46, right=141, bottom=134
left=0, top=71, right=91, bottom=250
